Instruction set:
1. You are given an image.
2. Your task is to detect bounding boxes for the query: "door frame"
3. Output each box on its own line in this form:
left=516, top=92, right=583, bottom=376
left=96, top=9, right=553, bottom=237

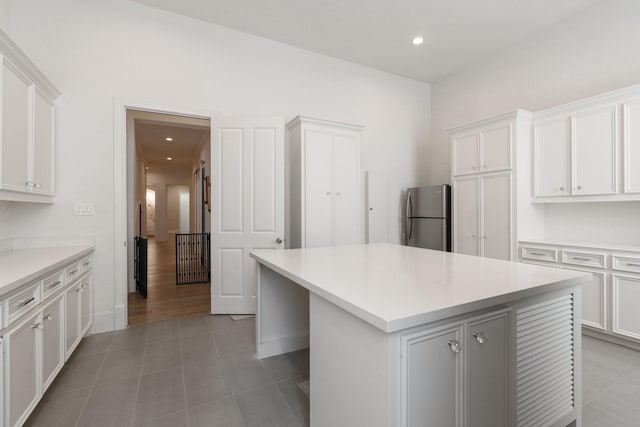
left=113, top=98, right=213, bottom=330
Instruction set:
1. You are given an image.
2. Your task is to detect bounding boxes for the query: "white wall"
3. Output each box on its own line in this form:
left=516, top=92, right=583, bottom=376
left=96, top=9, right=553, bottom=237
left=0, top=202, right=10, bottom=239
left=430, top=0, right=640, bottom=246
left=3, top=0, right=430, bottom=331
left=146, top=167, right=192, bottom=242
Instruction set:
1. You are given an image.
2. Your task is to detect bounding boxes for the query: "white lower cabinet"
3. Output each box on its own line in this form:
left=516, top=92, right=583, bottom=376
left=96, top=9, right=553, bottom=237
left=41, top=294, right=64, bottom=393
left=401, top=309, right=510, bottom=427
left=80, top=276, right=92, bottom=338
left=612, top=274, right=640, bottom=340
left=4, top=311, right=40, bottom=427
left=64, top=280, right=80, bottom=360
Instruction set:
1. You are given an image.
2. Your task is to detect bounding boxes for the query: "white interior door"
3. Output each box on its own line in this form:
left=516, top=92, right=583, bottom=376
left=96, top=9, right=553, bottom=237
left=211, top=118, right=284, bottom=314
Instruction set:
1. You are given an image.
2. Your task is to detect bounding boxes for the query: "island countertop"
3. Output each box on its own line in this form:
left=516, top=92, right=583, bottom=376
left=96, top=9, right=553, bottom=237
left=250, top=243, right=591, bottom=333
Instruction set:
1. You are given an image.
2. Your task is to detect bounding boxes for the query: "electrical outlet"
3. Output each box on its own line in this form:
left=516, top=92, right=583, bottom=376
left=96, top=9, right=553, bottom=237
left=73, top=202, right=95, bottom=216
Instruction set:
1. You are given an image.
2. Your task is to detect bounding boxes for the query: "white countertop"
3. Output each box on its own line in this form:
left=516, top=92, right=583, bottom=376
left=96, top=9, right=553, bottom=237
left=251, top=243, right=591, bottom=333
left=0, top=245, right=94, bottom=295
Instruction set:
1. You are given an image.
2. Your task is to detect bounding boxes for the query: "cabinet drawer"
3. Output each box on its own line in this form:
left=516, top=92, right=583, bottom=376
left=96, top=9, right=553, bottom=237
left=520, top=246, right=558, bottom=263
left=42, top=270, right=64, bottom=299
left=81, top=255, right=93, bottom=272
left=562, top=250, right=607, bottom=269
left=612, top=255, right=640, bottom=274
left=65, top=261, right=83, bottom=283
left=5, top=283, right=41, bottom=325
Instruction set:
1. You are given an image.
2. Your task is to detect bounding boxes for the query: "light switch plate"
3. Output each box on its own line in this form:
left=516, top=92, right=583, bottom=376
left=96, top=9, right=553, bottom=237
left=73, top=202, right=95, bottom=216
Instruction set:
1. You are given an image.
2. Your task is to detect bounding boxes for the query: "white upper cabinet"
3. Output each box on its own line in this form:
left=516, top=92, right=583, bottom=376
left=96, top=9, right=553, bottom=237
left=452, top=123, right=511, bottom=176
left=623, top=99, right=640, bottom=194
left=571, top=105, right=617, bottom=196
left=533, top=117, right=571, bottom=197
left=0, top=29, right=59, bottom=203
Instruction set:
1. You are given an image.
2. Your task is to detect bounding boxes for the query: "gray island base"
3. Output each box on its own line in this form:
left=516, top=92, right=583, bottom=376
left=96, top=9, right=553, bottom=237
left=250, top=243, right=591, bottom=427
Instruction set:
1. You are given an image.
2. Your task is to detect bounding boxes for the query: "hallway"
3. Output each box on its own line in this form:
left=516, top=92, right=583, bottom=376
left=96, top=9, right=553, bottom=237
left=128, top=236, right=210, bottom=324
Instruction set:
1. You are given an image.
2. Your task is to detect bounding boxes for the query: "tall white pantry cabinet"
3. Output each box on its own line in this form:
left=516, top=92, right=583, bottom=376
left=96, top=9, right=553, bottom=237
left=286, top=116, right=362, bottom=249
left=449, top=110, right=544, bottom=261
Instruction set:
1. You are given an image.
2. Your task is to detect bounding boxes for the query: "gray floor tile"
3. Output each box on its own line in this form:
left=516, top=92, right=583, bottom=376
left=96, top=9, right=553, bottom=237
left=181, top=332, right=217, bottom=353
left=183, top=349, right=232, bottom=408
left=73, top=331, right=116, bottom=357
left=261, top=351, right=307, bottom=382
left=207, top=315, right=237, bottom=333
left=142, top=339, right=182, bottom=374
left=95, top=345, right=145, bottom=384
left=236, top=384, right=301, bottom=427
left=179, top=316, right=210, bottom=337
left=187, top=397, right=245, bottom=427
left=220, top=352, right=273, bottom=395
left=111, top=324, right=147, bottom=350
left=213, top=329, right=255, bottom=360
left=47, top=352, right=107, bottom=394
left=146, top=318, right=179, bottom=343
left=24, top=387, right=90, bottom=427
left=133, top=410, right=187, bottom=427
left=276, top=379, right=310, bottom=427
left=134, top=367, right=186, bottom=424
left=76, top=377, right=139, bottom=427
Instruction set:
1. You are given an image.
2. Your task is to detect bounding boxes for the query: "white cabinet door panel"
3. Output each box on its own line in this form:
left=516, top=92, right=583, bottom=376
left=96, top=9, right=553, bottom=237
left=572, top=106, right=617, bottom=195
left=80, top=276, right=92, bottom=336
left=623, top=101, right=640, bottom=194
left=481, top=174, right=512, bottom=261
left=454, top=177, right=479, bottom=257
left=613, top=274, right=640, bottom=340
left=453, top=134, right=479, bottom=176
left=304, top=130, right=333, bottom=247
left=32, top=89, right=54, bottom=195
left=481, top=125, right=511, bottom=173
left=333, top=133, right=360, bottom=246
left=64, top=283, right=80, bottom=359
left=533, top=117, right=571, bottom=197
left=41, top=294, right=64, bottom=392
left=564, top=267, right=606, bottom=331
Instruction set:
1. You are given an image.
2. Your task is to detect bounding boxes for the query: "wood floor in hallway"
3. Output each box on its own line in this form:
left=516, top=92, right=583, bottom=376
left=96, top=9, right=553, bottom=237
left=128, top=235, right=210, bottom=325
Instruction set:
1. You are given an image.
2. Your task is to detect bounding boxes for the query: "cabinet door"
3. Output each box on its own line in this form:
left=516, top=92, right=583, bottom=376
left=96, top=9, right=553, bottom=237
left=481, top=173, right=512, bottom=261
left=5, top=311, right=41, bottom=427
left=332, top=133, right=360, bottom=246
left=533, top=117, right=571, bottom=197
left=566, top=269, right=606, bottom=331
left=32, top=89, right=55, bottom=195
left=304, top=129, right=333, bottom=247
left=41, top=294, right=64, bottom=392
left=401, top=324, right=463, bottom=427
left=64, top=283, right=80, bottom=359
left=454, top=177, right=479, bottom=256
left=480, top=124, right=511, bottom=173
left=1, top=60, right=31, bottom=193
left=452, top=133, right=479, bottom=176
left=80, top=276, right=93, bottom=336
left=622, top=101, right=640, bottom=194
left=572, top=106, right=617, bottom=195
left=612, top=274, right=640, bottom=340
left=467, top=311, right=510, bottom=427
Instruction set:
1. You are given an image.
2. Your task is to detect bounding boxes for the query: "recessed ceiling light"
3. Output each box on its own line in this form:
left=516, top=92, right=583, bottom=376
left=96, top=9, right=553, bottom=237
left=412, top=36, right=424, bottom=46
left=166, top=157, right=173, bottom=161
left=165, top=137, right=173, bottom=142
left=145, top=166, right=149, bottom=170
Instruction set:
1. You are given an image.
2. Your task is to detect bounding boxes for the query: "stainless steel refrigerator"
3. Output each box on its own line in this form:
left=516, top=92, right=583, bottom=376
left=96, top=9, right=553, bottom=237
left=405, top=184, right=451, bottom=251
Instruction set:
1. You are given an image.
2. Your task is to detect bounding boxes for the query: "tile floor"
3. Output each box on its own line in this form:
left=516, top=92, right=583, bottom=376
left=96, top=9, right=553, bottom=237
left=25, top=315, right=640, bottom=427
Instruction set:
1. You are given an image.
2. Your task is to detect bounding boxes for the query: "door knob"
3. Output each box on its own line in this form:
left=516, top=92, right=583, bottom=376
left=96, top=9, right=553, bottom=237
left=276, top=238, right=283, bottom=244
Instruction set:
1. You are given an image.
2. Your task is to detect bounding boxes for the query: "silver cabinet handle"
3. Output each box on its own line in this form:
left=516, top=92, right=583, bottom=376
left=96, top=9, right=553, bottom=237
left=471, top=166, right=477, bottom=170
left=325, top=192, right=331, bottom=196
left=473, top=331, right=488, bottom=344
left=336, top=191, right=342, bottom=196
left=44, top=314, right=53, bottom=321
left=48, top=280, right=62, bottom=289
left=572, top=256, right=591, bottom=261
left=76, top=286, right=82, bottom=293
left=17, top=297, right=35, bottom=308
left=624, top=262, right=640, bottom=267
left=275, top=237, right=283, bottom=244
left=31, top=322, right=43, bottom=330
left=530, top=252, right=546, bottom=256
left=471, top=234, right=477, bottom=239
left=69, top=269, right=79, bottom=276
left=577, top=185, right=582, bottom=190
left=83, top=261, right=91, bottom=266
left=447, top=339, right=462, bottom=353
left=559, top=186, right=565, bottom=191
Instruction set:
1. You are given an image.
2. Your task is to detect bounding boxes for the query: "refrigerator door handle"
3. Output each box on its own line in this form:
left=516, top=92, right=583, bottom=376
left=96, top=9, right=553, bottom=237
left=406, top=192, right=413, bottom=242
left=442, top=219, right=447, bottom=251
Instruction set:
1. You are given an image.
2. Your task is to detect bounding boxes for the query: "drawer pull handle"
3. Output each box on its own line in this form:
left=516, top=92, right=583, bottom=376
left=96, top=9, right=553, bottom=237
left=17, top=297, right=35, bottom=308
left=530, top=252, right=547, bottom=256
left=31, top=322, right=43, bottom=330
left=473, top=331, right=488, bottom=344
left=83, top=261, right=91, bottom=266
left=572, top=256, right=592, bottom=261
left=69, top=269, right=79, bottom=275
left=447, top=339, right=462, bottom=353
left=624, top=262, right=640, bottom=267
left=48, top=280, right=62, bottom=289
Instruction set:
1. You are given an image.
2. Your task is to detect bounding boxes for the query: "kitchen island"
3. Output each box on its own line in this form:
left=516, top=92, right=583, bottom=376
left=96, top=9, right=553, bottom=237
left=250, top=243, right=591, bottom=427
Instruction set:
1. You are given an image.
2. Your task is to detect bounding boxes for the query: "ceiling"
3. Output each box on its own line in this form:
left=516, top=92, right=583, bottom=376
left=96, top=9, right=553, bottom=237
left=131, top=0, right=601, bottom=82
left=133, top=112, right=209, bottom=170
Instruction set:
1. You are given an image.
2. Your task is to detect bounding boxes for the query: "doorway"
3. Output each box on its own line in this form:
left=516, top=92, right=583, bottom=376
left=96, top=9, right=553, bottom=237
left=126, top=109, right=212, bottom=325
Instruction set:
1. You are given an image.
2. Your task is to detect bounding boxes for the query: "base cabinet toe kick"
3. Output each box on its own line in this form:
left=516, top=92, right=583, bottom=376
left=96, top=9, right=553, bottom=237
left=251, top=244, right=590, bottom=427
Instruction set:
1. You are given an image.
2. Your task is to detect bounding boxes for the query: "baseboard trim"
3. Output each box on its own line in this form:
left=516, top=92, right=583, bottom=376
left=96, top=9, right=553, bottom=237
left=90, top=310, right=115, bottom=334
left=257, top=333, right=309, bottom=359
left=582, top=328, right=640, bottom=351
